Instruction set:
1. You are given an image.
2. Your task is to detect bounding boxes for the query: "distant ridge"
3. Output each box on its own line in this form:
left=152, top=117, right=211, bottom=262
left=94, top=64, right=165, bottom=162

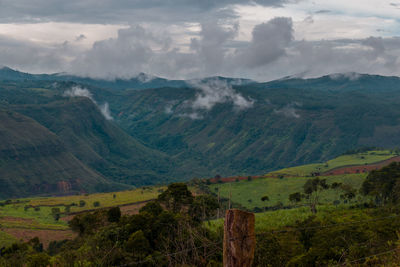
left=0, top=67, right=254, bottom=90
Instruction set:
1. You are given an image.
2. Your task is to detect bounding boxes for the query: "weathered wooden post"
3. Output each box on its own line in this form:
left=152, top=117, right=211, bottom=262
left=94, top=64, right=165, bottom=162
left=223, top=209, right=256, bottom=267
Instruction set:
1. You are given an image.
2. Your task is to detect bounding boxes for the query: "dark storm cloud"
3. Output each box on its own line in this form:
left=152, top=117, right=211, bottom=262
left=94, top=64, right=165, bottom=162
left=190, top=22, right=238, bottom=75
left=66, top=17, right=296, bottom=79
left=1, top=14, right=399, bottom=81
left=235, top=17, right=293, bottom=68
left=0, top=0, right=294, bottom=24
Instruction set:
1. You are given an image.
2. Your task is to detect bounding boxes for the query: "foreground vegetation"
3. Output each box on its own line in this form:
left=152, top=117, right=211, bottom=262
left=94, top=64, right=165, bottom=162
left=3, top=155, right=400, bottom=265
left=3, top=161, right=400, bottom=266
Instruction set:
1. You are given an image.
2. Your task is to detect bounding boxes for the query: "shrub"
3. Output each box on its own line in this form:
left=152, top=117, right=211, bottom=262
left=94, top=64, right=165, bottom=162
left=65, top=206, right=71, bottom=213
left=107, top=207, right=121, bottom=222
left=79, top=200, right=86, bottom=207
left=51, top=208, right=61, bottom=221
left=93, top=201, right=100, bottom=207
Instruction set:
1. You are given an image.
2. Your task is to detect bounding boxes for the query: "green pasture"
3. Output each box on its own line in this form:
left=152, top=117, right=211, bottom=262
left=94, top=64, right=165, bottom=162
left=27, top=187, right=163, bottom=212
left=0, top=187, right=164, bottom=232
left=209, top=173, right=368, bottom=209
left=0, top=204, right=67, bottom=230
left=207, top=205, right=375, bottom=233
left=268, top=150, right=396, bottom=177
left=0, top=231, right=17, bottom=247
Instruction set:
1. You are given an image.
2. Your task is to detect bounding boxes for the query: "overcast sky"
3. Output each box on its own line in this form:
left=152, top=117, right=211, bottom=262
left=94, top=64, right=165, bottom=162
left=0, top=0, right=399, bottom=81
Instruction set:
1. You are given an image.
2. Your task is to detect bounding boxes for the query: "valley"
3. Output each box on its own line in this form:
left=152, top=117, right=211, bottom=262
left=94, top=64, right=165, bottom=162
left=3, top=69, right=400, bottom=199
left=2, top=69, right=400, bottom=265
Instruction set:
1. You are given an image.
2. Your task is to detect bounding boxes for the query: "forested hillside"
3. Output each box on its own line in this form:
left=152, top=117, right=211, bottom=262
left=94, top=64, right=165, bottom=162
left=2, top=69, right=400, bottom=197
left=0, top=110, right=117, bottom=198
left=112, top=73, right=400, bottom=178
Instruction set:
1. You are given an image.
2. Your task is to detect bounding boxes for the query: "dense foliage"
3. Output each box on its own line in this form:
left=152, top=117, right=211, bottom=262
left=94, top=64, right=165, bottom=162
left=0, top=183, right=221, bottom=266
left=362, top=162, right=400, bottom=204
left=3, top=177, right=400, bottom=266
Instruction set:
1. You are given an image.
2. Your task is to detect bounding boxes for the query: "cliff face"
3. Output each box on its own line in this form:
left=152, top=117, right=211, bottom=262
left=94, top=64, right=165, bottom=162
left=0, top=110, right=112, bottom=198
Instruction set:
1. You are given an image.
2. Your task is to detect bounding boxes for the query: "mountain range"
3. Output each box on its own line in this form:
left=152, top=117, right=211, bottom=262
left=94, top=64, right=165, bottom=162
left=1, top=67, right=400, bottom=198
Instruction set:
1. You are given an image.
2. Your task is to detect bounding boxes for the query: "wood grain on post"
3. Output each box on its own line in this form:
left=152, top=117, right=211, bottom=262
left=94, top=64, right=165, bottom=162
left=223, top=209, right=256, bottom=267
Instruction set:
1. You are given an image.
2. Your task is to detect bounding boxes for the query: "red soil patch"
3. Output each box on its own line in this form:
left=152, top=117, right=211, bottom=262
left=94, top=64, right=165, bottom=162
left=4, top=228, right=77, bottom=249
left=209, top=175, right=262, bottom=184
left=0, top=216, right=35, bottom=224
left=322, top=156, right=400, bottom=176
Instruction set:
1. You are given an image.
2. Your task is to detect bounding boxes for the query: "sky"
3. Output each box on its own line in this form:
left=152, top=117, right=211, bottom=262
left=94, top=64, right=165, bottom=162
left=0, top=0, right=399, bottom=81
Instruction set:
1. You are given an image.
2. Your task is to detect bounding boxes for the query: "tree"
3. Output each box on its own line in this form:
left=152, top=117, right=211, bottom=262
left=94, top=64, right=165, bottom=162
left=331, top=182, right=343, bottom=202
left=107, top=207, right=121, bottom=222
left=261, top=196, right=269, bottom=202
left=261, top=196, right=270, bottom=212
left=69, top=210, right=107, bottom=236
left=125, top=230, right=150, bottom=260
left=289, top=192, right=302, bottom=204
left=362, top=162, right=400, bottom=204
left=189, top=195, right=219, bottom=222
left=79, top=200, right=86, bottom=207
left=93, top=201, right=100, bottom=207
left=302, top=178, right=330, bottom=214
left=158, top=183, right=194, bottom=213
left=139, top=201, right=163, bottom=216
left=65, top=205, right=71, bottom=214
left=339, top=184, right=356, bottom=203
left=27, top=252, right=50, bottom=267
left=51, top=208, right=61, bottom=221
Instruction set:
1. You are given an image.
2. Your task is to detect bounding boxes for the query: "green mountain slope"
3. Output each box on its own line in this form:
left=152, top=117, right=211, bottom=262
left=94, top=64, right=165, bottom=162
left=0, top=110, right=117, bottom=198
left=12, top=98, right=173, bottom=186
left=3, top=70, right=400, bottom=191
left=109, top=75, right=400, bottom=178
left=0, top=79, right=175, bottom=199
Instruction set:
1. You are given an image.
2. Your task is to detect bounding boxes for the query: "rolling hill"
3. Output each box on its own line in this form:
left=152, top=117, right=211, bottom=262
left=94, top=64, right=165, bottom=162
left=208, top=150, right=399, bottom=210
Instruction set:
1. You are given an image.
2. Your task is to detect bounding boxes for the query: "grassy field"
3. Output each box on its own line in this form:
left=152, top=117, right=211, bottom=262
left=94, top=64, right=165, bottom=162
left=0, top=150, right=388, bottom=248
left=28, top=187, right=164, bottom=212
left=207, top=205, right=374, bottom=233
left=209, top=173, right=368, bottom=209
left=0, top=187, right=164, bottom=247
left=268, top=150, right=396, bottom=177
left=0, top=231, right=17, bottom=247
